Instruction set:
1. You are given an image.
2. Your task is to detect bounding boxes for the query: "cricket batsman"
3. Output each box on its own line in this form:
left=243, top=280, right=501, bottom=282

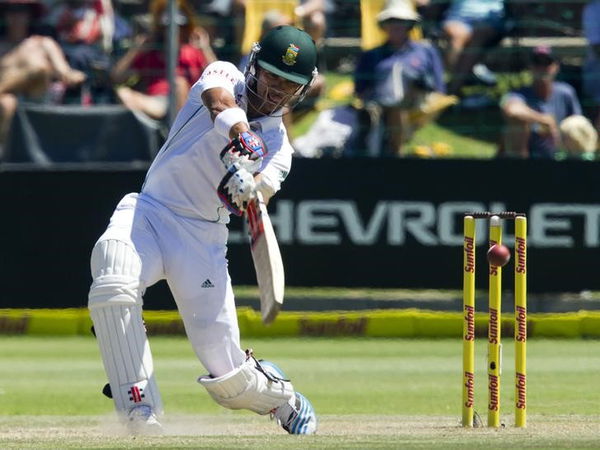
left=87, top=26, right=318, bottom=434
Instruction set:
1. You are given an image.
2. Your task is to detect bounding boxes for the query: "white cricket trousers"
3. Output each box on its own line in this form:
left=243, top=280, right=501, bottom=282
left=94, top=192, right=246, bottom=377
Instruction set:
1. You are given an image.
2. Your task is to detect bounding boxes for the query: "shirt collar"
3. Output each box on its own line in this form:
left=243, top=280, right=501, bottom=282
left=250, top=114, right=281, bottom=132
left=386, top=39, right=416, bottom=53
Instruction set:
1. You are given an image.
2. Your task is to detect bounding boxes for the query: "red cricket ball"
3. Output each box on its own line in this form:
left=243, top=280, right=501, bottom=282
left=487, top=244, right=511, bottom=267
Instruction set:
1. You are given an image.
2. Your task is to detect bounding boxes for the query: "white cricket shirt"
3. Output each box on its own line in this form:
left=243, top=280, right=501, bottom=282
left=141, top=61, right=293, bottom=223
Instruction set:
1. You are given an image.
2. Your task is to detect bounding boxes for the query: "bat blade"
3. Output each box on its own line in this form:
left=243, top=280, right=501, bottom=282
left=246, top=192, right=284, bottom=324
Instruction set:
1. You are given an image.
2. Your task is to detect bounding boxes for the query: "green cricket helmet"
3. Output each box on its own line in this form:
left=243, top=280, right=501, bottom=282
left=255, top=25, right=317, bottom=85
left=245, top=25, right=318, bottom=116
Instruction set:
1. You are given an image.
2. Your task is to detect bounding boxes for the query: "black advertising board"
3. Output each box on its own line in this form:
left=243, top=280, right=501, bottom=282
left=225, top=157, right=599, bottom=294
left=0, top=158, right=598, bottom=308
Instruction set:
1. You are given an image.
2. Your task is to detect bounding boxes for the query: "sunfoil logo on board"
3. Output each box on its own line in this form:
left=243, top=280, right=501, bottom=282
left=299, top=317, right=367, bottom=336
left=0, top=315, right=29, bottom=334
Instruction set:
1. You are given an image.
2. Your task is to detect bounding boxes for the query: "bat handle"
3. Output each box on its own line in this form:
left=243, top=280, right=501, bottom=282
left=255, top=190, right=265, bottom=205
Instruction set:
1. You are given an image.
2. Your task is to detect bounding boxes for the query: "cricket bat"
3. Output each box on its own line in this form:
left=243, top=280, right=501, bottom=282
left=245, top=191, right=284, bottom=324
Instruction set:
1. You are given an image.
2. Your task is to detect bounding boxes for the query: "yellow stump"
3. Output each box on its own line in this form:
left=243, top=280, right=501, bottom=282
left=462, top=216, right=476, bottom=427
left=488, top=216, right=502, bottom=427
left=514, top=216, right=527, bottom=427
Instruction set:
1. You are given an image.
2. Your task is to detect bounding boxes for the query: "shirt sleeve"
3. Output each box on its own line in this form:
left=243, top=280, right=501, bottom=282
left=500, top=91, right=526, bottom=108
left=257, top=127, right=293, bottom=198
left=428, top=45, right=446, bottom=93
left=188, top=61, right=244, bottom=105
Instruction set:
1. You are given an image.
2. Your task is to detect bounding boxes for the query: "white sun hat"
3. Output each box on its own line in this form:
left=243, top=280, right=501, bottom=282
left=377, top=0, right=421, bottom=23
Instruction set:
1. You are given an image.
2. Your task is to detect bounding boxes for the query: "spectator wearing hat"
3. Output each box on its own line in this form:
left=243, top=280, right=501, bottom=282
left=353, top=0, right=451, bottom=156
left=0, top=0, right=85, bottom=157
left=500, top=46, right=582, bottom=159
left=110, top=0, right=216, bottom=120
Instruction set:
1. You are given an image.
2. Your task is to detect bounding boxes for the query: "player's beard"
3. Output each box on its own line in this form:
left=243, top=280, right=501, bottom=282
left=246, top=73, right=299, bottom=118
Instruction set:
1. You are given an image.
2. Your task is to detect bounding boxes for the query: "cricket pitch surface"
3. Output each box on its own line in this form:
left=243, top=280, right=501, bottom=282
left=1, top=414, right=599, bottom=448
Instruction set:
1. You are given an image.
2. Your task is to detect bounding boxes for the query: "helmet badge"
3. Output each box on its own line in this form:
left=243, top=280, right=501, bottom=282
left=282, top=43, right=300, bottom=66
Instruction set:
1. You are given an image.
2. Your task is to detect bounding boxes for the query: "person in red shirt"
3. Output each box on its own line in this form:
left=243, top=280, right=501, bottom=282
left=110, top=0, right=215, bottom=120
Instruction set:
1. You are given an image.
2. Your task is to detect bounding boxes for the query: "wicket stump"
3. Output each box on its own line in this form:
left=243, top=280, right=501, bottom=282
left=462, top=212, right=527, bottom=428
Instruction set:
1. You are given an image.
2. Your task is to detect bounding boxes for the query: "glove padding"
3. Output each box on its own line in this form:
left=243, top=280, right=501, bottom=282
left=220, top=131, right=267, bottom=174
left=217, top=165, right=256, bottom=216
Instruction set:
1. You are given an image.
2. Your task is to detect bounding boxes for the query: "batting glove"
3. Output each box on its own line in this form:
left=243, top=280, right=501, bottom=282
left=220, top=131, right=267, bottom=174
left=217, top=165, right=256, bottom=216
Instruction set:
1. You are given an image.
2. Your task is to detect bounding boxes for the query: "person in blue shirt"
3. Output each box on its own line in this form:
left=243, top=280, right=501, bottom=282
left=500, top=46, right=582, bottom=159
left=353, top=1, right=447, bottom=156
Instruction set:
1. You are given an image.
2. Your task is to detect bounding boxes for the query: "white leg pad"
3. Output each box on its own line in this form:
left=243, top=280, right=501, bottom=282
left=198, top=359, right=294, bottom=414
left=88, top=239, right=163, bottom=416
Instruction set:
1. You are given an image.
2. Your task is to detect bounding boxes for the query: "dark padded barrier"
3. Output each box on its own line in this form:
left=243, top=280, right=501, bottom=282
left=0, top=157, right=598, bottom=308
left=4, top=105, right=162, bottom=163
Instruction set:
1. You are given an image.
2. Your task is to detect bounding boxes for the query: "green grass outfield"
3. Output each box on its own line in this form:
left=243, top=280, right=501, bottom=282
left=1, top=337, right=599, bottom=448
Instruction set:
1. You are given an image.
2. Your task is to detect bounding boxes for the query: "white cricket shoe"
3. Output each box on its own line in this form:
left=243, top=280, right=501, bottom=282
left=257, top=358, right=317, bottom=435
left=127, top=404, right=163, bottom=435
left=273, top=392, right=317, bottom=435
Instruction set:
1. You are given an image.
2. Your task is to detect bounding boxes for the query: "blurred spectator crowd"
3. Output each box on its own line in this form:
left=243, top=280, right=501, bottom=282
left=0, top=0, right=598, bottom=162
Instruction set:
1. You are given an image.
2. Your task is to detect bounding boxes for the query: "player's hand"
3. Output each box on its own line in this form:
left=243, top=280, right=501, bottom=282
left=220, top=131, right=267, bottom=174
left=217, top=165, right=256, bottom=216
